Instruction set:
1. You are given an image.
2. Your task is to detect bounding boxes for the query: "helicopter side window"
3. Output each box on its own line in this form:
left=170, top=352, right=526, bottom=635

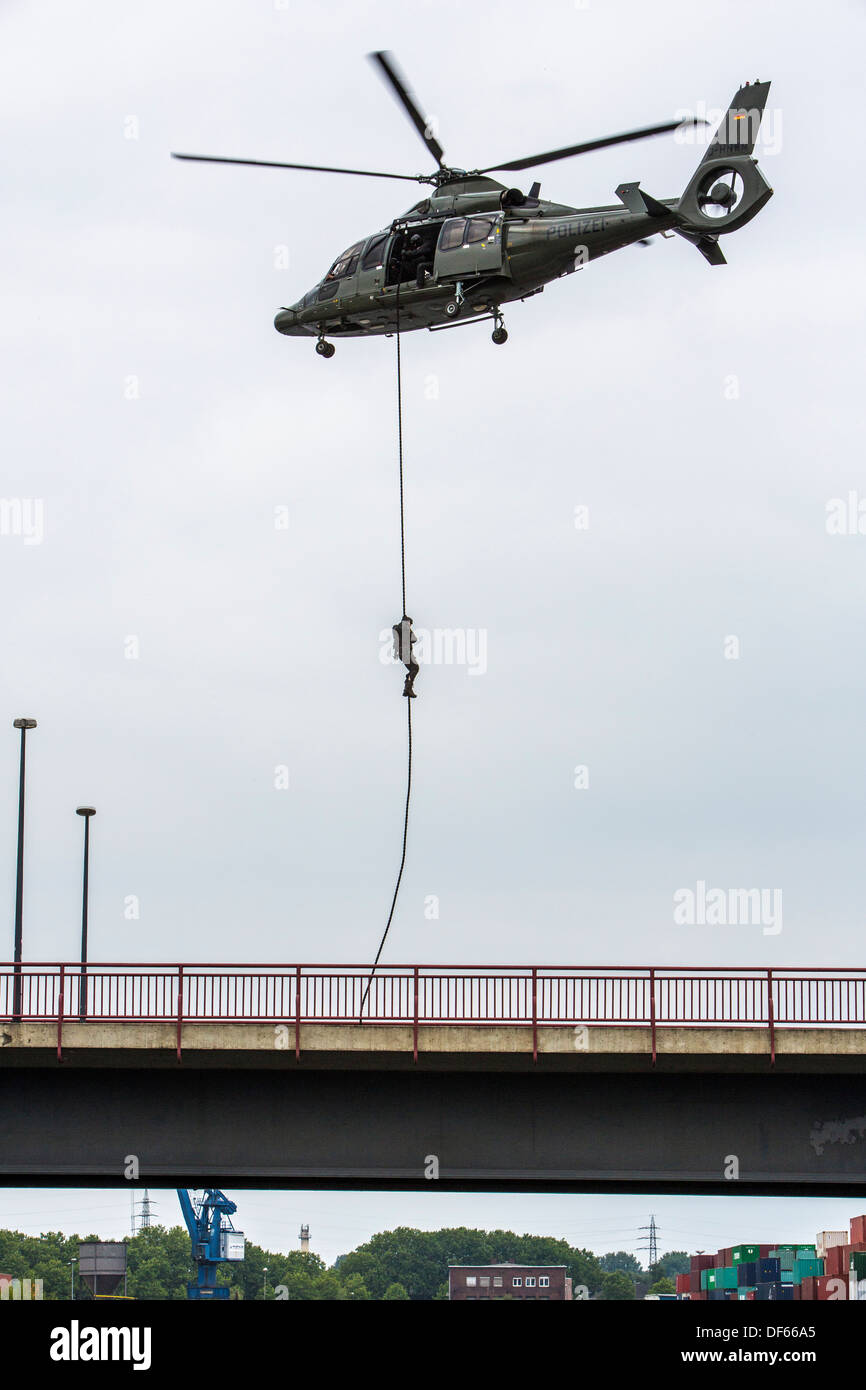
left=326, top=240, right=365, bottom=280
left=439, top=219, right=467, bottom=252
left=466, top=216, right=496, bottom=244
left=317, top=282, right=338, bottom=302
left=361, top=234, right=388, bottom=270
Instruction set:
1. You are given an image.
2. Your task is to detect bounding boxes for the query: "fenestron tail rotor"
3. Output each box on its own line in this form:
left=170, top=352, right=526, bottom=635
left=696, top=167, right=745, bottom=219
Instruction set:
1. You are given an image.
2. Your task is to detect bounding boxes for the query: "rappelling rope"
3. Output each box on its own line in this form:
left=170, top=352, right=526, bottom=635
left=359, top=269, right=414, bottom=1022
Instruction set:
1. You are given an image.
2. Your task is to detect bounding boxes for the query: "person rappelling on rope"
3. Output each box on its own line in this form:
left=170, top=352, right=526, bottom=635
left=392, top=615, right=419, bottom=698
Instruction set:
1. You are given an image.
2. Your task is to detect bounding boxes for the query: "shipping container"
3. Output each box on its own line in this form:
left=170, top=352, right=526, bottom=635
left=754, top=1282, right=779, bottom=1301
left=792, top=1257, right=823, bottom=1282
left=850, top=1216, right=866, bottom=1245
left=737, top=1261, right=758, bottom=1287
left=758, top=1258, right=780, bottom=1282
left=732, top=1244, right=760, bottom=1264
left=769, top=1247, right=796, bottom=1270
left=815, top=1231, right=847, bottom=1258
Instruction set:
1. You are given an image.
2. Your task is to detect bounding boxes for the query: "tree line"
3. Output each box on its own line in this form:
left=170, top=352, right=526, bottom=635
left=0, top=1225, right=687, bottom=1300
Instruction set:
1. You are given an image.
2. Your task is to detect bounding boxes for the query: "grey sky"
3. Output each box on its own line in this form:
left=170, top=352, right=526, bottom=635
left=1, top=0, right=864, bottom=1267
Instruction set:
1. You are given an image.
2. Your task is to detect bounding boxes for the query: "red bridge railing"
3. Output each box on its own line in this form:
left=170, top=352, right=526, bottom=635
left=3, top=963, right=865, bottom=1033
left=3, top=967, right=861, bottom=1061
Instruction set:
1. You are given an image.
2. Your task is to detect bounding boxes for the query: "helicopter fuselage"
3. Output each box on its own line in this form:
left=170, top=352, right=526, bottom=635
left=274, top=177, right=677, bottom=342
left=173, top=58, right=774, bottom=352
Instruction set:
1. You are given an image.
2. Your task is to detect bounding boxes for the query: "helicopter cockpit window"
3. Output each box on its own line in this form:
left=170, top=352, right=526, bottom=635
left=317, top=281, right=338, bottom=302
left=361, top=234, right=388, bottom=270
left=439, top=219, right=467, bottom=252
left=326, top=240, right=365, bottom=280
left=466, top=216, right=496, bottom=244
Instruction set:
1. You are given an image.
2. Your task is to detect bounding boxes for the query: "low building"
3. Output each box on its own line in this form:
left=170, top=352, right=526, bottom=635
left=448, top=1263, right=572, bottom=1300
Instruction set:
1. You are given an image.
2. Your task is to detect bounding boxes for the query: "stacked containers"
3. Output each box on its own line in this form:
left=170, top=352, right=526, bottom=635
left=676, top=1218, right=866, bottom=1301
left=690, top=1253, right=713, bottom=1301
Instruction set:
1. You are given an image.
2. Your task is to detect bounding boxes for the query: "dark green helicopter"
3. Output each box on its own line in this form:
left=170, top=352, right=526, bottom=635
left=172, top=53, right=772, bottom=357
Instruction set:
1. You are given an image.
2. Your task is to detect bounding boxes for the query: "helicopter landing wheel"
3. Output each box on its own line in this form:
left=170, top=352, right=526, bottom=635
left=444, top=300, right=461, bottom=317
left=315, top=339, right=335, bottom=358
left=491, top=315, right=508, bottom=345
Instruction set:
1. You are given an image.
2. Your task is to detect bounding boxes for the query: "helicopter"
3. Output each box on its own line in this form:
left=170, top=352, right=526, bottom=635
left=172, top=53, right=773, bottom=357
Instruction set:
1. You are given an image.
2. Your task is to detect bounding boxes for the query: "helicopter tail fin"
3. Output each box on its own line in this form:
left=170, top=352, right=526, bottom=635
left=699, top=80, right=772, bottom=164
left=674, top=81, right=774, bottom=257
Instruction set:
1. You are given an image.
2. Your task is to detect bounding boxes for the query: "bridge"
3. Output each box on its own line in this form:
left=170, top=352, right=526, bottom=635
left=2, top=963, right=865, bottom=1193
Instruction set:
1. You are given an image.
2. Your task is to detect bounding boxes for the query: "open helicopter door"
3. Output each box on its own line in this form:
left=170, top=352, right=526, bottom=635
left=433, top=213, right=504, bottom=282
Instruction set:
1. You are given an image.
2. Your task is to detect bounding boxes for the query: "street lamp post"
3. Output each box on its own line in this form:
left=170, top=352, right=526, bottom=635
left=12, top=718, right=37, bottom=1021
left=263, top=1266, right=268, bottom=1300
left=76, top=808, right=96, bottom=1020
left=68, top=1258, right=77, bottom=1300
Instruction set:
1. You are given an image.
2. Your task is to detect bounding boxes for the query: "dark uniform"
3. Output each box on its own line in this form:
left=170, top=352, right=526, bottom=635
left=392, top=616, right=419, bottom=697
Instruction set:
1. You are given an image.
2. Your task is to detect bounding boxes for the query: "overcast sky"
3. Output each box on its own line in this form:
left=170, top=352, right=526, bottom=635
left=1, top=0, right=864, bottom=1267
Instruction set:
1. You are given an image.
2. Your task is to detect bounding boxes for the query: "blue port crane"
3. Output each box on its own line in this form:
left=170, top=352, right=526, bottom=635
left=177, top=1189, right=246, bottom=1299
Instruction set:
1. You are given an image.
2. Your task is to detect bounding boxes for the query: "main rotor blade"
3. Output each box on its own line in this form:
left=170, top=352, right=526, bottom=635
left=171, top=152, right=425, bottom=182
left=368, top=50, right=445, bottom=168
left=480, top=118, right=706, bottom=173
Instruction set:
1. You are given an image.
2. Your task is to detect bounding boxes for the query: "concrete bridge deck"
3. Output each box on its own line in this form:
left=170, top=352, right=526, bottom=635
left=3, top=1020, right=866, bottom=1070
left=2, top=965, right=864, bottom=1190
